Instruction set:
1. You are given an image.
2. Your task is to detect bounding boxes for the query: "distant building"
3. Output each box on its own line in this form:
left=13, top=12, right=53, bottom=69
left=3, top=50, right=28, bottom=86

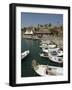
left=35, top=29, right=51, bottom=34
left=33, top=28, right=52, bottom=38
left=24, top=30, right=33, bottom=35
left=22, top=25, right=63, bottom=39
left=23, top=28, right=34, bottom=39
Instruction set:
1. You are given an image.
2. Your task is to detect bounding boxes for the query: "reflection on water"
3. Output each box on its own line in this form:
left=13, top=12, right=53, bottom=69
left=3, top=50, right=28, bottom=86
left=21, top=38, right=63, bottom=77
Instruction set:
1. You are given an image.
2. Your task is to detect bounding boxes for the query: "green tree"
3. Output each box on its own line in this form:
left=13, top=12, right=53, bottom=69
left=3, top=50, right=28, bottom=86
left=48, top=23, right=52, bottom=27
left=60, top=25, right=63, bottom=31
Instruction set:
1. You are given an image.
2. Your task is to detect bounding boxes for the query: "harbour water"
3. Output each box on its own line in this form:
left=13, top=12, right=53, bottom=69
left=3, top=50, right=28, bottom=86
left=21, top=38, right=63, bottom=77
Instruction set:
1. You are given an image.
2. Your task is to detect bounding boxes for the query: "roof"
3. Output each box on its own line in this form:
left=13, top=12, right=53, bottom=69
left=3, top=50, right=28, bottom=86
left=24, top=30, right=33, bottom=34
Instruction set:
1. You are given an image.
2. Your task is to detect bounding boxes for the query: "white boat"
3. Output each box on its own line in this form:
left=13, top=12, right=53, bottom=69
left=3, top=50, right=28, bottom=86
left=40, top=43, right=57, bottom=49
left=40, top=40, right=56, bottom=45
left=40, top=43, right=48, bottom=48
left=40, top=52, right=63, bottom=63
left=42, top=48, right=63, bottom=57
left=34, top=65, right=63, bottom=76
left=48, top=44, right=57, bottom=48
left=21, top=50, right=30, bottom=59
left=42, top=48, right=58, bottom=54
left=48, top=53, right=63, bottom=63
left=48, top=48, right=59, bottom=52
left=40, top=41, right=57, bottom=48
left=40, top=52, right=48, bottom=58
left=42, top=48, right=48, bottom=53
left=48, top=48, right=63, bottom=57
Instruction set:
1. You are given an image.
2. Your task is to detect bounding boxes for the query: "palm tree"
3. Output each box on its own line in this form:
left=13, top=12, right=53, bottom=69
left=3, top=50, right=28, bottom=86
left=48, top=23, right=52, bottom=27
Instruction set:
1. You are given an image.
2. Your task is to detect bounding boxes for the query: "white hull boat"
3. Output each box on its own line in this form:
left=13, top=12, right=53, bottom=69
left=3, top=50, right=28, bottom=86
left=21, top=50, right=30, bottom=59
left=48, top=48, right=63, bottom=57
left=40, top=44, right=48, bottom=48
left=34, top=65, right=63, bottom=76
left=40, top=52, right=63, bottom=63
left=42, top=48, right=48, bottom=53
left=48, top=48, right=59, bottom=52
left=48, top=53, right=63, bottom=63
left=42, top=48, right=63, bottom=57
left=40, top=52, right=48, bottom=58
left=40, top=43, right=57, bottom=49
left=42, top=48, right=63, bottom=63
left=48, top=44, right=57, bottom=48
left=40, top=40, right=51, bottom=45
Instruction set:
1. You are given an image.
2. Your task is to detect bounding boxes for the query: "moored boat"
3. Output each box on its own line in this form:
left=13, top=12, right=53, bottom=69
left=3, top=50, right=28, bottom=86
left=48, top=52, right=63, bottom=63
left=21, top=50, right=30, bottom=59
left=40, top=52, right=48, bottom=58
left=33, top=64, right=63, bottom=76
left=42, top=48, right=48, bottom=53
left=40, top=40, right=51, bottom=45
left=42, top=48, right=63, bottom=57
left=40, top=43, right=48, bottom=48
left=40, top=41, right=57, bottom=49
left=48, top=48, right=63, bottom=57
left=48, top=44, right=57, bottom=48
left=41, top=47, right=63, bottom=63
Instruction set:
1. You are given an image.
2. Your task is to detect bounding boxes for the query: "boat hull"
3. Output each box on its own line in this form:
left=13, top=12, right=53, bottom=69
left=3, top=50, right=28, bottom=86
left=21, top=50, right=30, bottom=59
left=34, top=65, right=63, bottom=76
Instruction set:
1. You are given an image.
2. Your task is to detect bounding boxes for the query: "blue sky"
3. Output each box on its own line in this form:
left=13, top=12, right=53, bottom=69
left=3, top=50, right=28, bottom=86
left=21, top=12, right=63, bottom=28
